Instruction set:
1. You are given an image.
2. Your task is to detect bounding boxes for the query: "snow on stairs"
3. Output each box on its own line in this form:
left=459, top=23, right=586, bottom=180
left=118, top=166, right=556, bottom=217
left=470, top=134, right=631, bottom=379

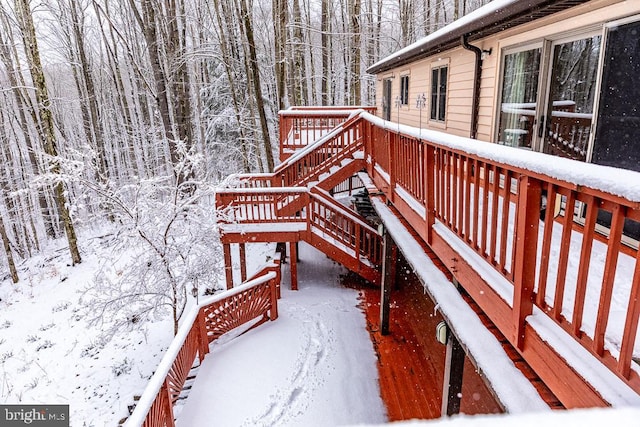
left=117, top=364, right=201, bottom=426
left=218, top=114, right=381, bottom=285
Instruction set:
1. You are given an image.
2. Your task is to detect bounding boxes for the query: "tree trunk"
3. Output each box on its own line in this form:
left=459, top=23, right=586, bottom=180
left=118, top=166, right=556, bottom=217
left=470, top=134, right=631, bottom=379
left=321, top=0, right=331, bottom=106
left=0, top=213, right=18, bottom=283
left=15, top=0, right=82, bottom=265
left=69, top=1, right=109, bottom=181
left=350, top=0, right=361, bottom=104
left=273, top=0, right=287, bottom=109
left=0, top=11, right=56, bottom=239
left=137, top=0, right=178, bottom=168
left=238, top=0, right=275, bottom=171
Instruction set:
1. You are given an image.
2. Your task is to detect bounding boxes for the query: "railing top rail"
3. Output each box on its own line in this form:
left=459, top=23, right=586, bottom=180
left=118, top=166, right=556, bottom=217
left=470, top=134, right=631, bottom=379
left=282, top=106, right=375, bottom=114
left=125, top=272, right=277, bottom=427
left=310, top=188, right=380, bottom=236
left=279, top=110, right=355, bottom=117
left=359, top=111, right=640, bottom=205
left=276, top=112, right=364, bottom=173
left=217, top=187, right=309, bottom=195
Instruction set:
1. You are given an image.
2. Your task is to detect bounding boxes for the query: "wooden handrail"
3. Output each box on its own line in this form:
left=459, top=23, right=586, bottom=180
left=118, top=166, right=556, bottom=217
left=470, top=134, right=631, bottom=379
left=223, top=114, right=366, bottom=192
left=125, top=264, right=281, bottom=427
left=278, top=107, right=375, bottom=160
left=215, top=187, right=382, bottom=271
left=357, top=111, right=640, bottom=398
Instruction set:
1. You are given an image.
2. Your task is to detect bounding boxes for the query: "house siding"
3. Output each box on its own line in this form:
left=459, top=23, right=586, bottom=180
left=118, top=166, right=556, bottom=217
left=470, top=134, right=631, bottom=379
left=371, top=0, right=640, bottom=146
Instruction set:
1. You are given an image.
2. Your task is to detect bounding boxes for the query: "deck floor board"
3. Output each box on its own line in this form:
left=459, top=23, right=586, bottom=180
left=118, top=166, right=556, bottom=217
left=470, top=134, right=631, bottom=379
left=344, top=222, right=564, bottom=420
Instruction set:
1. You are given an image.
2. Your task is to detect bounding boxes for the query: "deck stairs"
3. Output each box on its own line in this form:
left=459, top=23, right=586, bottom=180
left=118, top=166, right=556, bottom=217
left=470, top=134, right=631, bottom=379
left=131, top=107, right=640, bottom=426
left=216, top=115, right=382, bottom=284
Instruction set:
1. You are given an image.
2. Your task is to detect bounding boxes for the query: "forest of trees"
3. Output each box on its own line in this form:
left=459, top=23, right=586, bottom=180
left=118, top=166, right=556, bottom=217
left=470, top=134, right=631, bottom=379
left=0, top=0, right=491, bottom=290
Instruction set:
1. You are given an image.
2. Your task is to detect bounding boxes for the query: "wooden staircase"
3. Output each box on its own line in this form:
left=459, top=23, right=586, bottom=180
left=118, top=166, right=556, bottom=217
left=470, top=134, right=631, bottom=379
left=217, top=111, right=382, bottom=287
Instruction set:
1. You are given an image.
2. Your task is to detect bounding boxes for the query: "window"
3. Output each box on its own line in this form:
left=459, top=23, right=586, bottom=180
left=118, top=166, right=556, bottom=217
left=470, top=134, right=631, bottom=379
left=430, top=66, right=448, bottom=121
left=400, top=75, right=410, bottom=106
left=495, top=34, right=601, bottom=158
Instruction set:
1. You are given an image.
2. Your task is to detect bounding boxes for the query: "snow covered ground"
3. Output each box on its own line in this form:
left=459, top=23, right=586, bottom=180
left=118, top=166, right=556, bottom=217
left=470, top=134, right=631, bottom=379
left=175, top=242, right=387, bottom=426
left=0, top=229, right=177, bottom=426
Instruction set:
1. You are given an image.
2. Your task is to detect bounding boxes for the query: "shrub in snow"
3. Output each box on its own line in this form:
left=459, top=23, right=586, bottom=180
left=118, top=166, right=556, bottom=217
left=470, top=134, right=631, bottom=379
left=82, top=174, right=225, bottom=336
left=35, top=340, right=54, bottom=351
left=111, top=358, right=132, bottom=377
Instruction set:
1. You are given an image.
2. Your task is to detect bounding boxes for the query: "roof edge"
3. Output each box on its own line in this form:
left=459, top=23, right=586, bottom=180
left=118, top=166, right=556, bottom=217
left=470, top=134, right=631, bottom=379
left=367, top=0, right=590, bottom=75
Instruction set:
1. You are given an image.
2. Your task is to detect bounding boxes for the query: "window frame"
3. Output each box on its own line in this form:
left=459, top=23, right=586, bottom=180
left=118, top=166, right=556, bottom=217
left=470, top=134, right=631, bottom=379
left=430, top=64, right=448, bottom=123
left=399, top=74, right=410, bottom=106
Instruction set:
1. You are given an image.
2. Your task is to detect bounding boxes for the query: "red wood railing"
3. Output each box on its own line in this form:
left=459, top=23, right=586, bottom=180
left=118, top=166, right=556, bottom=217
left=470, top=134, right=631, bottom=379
left=330, top=175, right=365, bottom=196
left=499, top=106, right=592, bottom=161
left=545, top=113, right=592, bottom=161
left=360, top=113, right=640, bottom=402
left=126, top=262, right=281, bottom=427
left=216, top=187, right=382, bottom=283
left=279, top=106, right=376, bottom=159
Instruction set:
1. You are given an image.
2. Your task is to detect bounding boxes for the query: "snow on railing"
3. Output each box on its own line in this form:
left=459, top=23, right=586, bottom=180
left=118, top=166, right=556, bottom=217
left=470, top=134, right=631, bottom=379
left=278, top=106, right=375, bottom=160
left=220, top=106, right=640, bottom=404
left=357, top=109, right=640, bottom=402
left=125, top=263, right=281, bottom=427
left=221, top=113, right=367, bottom=192
left=215, top=187, right=382, bottom=282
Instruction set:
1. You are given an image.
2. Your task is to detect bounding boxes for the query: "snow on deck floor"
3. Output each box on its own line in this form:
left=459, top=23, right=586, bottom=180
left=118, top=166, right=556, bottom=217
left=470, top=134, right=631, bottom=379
left=175, top=242, right=387, bottom=426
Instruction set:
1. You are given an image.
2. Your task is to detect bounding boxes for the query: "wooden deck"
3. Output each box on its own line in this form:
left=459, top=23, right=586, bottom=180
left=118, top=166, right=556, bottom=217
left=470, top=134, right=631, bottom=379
left=344, top=234, right=564, bottom=420
left=216, top=107, right=640, bottom=415
left=344, top=269, right=500, bottom=420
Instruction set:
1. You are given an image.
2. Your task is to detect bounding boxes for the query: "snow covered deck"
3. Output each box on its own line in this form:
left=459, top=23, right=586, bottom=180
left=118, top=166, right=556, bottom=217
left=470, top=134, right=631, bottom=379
left=174, top=243, right=387, bottom=426
left=214, top=107, right=640, bottom=410
left=121, top=105, right=640, bottom=427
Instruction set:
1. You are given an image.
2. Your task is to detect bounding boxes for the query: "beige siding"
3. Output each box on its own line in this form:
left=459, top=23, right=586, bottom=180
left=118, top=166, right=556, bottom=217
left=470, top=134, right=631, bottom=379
left=370, top=0, right=640, bottom=145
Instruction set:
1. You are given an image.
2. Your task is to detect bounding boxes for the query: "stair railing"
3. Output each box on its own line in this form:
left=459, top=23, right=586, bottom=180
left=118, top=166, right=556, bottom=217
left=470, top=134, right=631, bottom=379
left=125, top=261, right=281, bottom=427
left=215, top=187, right=382, bottom=278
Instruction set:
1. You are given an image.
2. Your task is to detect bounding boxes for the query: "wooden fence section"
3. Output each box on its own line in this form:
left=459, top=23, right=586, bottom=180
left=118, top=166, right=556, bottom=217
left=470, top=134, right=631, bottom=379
left=126, top=263, right=281, bottom=427
left=279, top=106, right=376, bottom=159
left=360, top=116, right=640, bottom=406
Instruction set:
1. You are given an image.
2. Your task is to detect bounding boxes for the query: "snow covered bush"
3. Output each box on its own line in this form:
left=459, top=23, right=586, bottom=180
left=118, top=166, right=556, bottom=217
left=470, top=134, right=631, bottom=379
left=82, top=174, right=225, bottom=336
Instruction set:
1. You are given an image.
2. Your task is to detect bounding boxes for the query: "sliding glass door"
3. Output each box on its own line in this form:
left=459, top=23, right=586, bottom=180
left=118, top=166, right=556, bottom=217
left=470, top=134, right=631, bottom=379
left=542, top=34, right=601, bottom=161
left=496, top=46, right=542, bottom=149
left=496, top=34, right=602, bottom=161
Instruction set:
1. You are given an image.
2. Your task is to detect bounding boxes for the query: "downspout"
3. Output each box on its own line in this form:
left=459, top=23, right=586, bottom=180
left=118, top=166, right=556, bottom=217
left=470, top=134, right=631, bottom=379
left=461, top=34, right=483, bottom=140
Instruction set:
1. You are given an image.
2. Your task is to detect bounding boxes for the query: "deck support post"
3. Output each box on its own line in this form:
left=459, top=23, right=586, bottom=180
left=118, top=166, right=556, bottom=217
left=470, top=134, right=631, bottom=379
left=289, top=241, right=298, bottom=290
left=223, top=243, right=233, bottom=290
left=380, top=229, right=397, bottom=335
left=441, top=328, right=465, bottom=417
left=239, top=242, right=247, bottom=283
left=277, top=242, right=287, bottom=262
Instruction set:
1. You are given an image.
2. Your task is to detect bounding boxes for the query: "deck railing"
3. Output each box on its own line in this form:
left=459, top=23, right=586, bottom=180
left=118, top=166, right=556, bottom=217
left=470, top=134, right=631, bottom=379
left=215, top=187, right=382, bottom=277
left=225, top=113, right=366, bottom=191
left=125, top=262, right=281, bottom=427
left=215, top=107, right=640, bottom=405
left=279, top=106, right=376, bottom=158
left=360, top=112, right=640, bottom=400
